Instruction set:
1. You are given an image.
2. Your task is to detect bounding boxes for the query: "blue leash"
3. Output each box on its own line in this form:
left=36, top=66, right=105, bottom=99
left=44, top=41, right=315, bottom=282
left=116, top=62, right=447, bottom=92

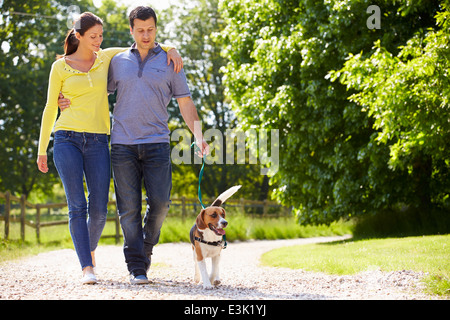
left=191, top=141, right=227, bottom=248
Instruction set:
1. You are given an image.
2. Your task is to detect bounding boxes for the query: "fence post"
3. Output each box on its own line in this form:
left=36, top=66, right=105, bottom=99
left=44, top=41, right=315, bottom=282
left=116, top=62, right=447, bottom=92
left=263, top=199, right=268, bottom=217
left=20, top=194, right=26, bottom=241
left=4, top=191, right=10, bottom=240
left=285, top=206, right=291, bottom=216
left=240, top=198, right=245, bottom=214
left=36, top=204, right=41, bottom=244
left=181, top=196, right=186, bottom=222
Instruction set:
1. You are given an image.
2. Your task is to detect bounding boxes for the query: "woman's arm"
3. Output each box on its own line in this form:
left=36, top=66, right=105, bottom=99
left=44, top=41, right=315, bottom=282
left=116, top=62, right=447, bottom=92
left=37, top=61, right=62, bottom=173
left=104, top=45, right=183, bottom=73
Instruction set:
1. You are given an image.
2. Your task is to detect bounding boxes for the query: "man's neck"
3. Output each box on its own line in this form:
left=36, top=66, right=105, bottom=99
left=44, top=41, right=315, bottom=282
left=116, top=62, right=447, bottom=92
left=137, top=43, right=156, bottom=61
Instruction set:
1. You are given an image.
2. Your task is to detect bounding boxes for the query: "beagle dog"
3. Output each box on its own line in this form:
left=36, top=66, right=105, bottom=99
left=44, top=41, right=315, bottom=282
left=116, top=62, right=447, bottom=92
left=190, top=185, right=241, bottom=289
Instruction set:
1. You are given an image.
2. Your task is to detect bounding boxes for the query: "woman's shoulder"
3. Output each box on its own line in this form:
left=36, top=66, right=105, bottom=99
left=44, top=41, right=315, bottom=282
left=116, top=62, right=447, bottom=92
left=49, top=57, right=66, bottom=74
left=53, top=56, right=65, bottom=66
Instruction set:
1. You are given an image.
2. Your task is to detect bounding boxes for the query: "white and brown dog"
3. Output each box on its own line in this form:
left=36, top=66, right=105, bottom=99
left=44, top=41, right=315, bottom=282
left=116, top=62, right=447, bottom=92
left=189, top=185, right=241, bottom=289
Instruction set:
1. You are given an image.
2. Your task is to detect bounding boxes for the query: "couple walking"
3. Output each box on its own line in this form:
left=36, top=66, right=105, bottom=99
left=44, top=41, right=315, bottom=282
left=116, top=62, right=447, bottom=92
left=37, top=6, right=209, bottom=284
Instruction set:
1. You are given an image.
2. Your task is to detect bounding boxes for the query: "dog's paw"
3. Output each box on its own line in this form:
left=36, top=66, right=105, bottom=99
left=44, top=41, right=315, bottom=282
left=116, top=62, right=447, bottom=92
left=202, top=283, right=214, bottom=290
left=194, top=275, right=200, bottom=283
left=213, top=280, right=221, bottom=286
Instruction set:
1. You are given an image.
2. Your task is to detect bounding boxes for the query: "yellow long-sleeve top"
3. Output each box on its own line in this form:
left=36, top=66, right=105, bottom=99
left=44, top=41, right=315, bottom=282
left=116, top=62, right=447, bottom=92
left=38, top=45, right=172, bottom=155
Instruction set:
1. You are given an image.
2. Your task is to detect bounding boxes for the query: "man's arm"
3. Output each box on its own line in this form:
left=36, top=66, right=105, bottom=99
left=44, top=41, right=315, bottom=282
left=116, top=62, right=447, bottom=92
left=177, top=96, right=209, bottom=157
left=58, top=92, right=71, bottom=111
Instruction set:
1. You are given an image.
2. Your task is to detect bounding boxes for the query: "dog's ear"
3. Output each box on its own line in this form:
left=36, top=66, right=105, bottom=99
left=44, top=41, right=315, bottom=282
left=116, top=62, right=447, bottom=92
left=221, top=208, right=226, bottom=218
left=196, top=209, right=207, bottom=230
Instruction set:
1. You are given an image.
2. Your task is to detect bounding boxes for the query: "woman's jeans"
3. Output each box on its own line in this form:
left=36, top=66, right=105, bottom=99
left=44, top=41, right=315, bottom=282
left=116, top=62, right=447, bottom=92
left=111, top=143, right=172, bottom=277
left=53, top=131, right=110, bottom=270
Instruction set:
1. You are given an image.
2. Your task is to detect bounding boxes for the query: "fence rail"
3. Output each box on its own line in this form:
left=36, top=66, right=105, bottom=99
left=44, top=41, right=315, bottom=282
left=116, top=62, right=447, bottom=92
left=0, top=191, right=290, bottom=244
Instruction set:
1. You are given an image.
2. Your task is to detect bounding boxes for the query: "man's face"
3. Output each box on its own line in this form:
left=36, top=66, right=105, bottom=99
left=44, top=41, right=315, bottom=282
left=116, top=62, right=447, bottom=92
left=130, top=17, right=157, bottom=51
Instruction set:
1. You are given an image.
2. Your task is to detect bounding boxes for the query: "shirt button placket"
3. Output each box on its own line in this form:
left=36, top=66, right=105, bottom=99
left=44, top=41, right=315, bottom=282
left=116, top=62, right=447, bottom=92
left=87, top=73, right=93, bottom=87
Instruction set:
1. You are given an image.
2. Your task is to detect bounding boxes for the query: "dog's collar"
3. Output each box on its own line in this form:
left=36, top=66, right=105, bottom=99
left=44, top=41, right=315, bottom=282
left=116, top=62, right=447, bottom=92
left=194, top=236, right=227, bottom=249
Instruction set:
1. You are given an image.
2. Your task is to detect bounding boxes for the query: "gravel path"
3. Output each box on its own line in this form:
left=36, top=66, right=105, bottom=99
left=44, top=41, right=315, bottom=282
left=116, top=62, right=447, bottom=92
left=0, top=235, right=441, bottom=300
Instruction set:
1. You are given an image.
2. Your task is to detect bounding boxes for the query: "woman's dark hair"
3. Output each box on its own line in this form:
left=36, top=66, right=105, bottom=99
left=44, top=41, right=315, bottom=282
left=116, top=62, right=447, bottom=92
left=62, top=12, right=103, bottom=56
left=129, top=6, right=157, bottom=29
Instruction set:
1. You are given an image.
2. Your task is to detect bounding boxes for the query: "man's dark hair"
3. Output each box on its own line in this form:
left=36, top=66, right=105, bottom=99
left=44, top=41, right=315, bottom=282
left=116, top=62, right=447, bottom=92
left=129, top=6, right=157, bottom=29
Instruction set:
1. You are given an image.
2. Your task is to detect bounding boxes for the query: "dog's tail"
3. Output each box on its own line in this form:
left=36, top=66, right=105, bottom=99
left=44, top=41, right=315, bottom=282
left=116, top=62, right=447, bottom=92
left=211, top=185, right=242, bottom=207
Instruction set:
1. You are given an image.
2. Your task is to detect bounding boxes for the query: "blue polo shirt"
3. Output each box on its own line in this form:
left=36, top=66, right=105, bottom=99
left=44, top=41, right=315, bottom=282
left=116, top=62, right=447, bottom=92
left=107, top=42, right=191, bottom=145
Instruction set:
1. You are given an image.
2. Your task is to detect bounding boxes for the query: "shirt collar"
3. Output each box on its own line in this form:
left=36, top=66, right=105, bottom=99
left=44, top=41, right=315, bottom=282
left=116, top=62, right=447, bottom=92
left=130, top=42, right=162, bottom=55
left=63, top=51, right=103, bottom=74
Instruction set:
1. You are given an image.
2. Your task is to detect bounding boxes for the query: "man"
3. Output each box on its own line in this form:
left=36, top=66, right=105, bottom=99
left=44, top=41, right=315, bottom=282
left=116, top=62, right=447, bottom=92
left=58, top=6, right=207, bottom=284
left=107, top=6, right=209, bottom=284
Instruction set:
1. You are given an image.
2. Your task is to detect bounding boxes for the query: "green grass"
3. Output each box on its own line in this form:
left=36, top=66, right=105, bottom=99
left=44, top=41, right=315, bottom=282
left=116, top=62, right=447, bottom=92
left=260, top=234, right=450, bottom=296
left=159, top=214, right=352, bottom=243
left=0, top=214, right=352, bottom=263
left=0, top=223, right=73, bottom=263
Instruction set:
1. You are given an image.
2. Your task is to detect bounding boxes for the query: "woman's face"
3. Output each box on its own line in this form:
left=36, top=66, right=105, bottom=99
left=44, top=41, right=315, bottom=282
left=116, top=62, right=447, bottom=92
left=76, top=24, right=103, bottom=52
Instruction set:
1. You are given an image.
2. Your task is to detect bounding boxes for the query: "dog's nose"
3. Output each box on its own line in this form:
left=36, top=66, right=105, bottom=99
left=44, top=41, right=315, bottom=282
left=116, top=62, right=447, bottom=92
left=222, top=220, right=228, bottom=227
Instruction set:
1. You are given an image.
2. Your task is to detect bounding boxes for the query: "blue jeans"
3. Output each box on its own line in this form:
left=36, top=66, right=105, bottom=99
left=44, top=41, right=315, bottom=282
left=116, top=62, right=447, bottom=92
left=111, top=143, right=172, bottom=277
left=53, top=131, right=110, bottom=270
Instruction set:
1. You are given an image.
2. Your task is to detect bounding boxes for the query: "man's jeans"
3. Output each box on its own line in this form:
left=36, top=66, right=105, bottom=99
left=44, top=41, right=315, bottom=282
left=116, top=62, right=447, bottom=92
left=53, top=131, right=110, bottom=270
left=111, top=143, right=172, bottom=277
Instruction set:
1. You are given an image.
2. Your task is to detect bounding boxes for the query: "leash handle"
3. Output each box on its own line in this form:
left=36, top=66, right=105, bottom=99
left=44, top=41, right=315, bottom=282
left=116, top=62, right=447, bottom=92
left=191, top=141, right=206, bottom=209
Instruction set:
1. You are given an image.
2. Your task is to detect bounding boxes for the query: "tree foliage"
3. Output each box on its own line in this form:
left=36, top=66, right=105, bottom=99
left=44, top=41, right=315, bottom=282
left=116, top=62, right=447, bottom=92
left=0, top=0, right=74, bottom=197
left=331, top=6, right=450, bottom=212
left=217, top=0, right=446, bottom=224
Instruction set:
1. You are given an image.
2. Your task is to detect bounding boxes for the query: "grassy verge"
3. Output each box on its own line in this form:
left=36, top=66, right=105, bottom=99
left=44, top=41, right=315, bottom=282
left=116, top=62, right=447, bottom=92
left=260, top=234, right=450, bottom=296
left=159, top=214, right=352, bottom=243
left=0, top=214, right=352, bottom=263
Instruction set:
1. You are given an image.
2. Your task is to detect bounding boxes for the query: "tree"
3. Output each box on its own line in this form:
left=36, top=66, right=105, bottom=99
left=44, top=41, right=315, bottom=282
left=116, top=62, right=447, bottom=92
left=96, top=0, right=130, bottom=48
left=1, top=0, right=65, bottom=197
left=217, top=0, right=443, bottom=224
left=332, top=6, right=450, bottom=213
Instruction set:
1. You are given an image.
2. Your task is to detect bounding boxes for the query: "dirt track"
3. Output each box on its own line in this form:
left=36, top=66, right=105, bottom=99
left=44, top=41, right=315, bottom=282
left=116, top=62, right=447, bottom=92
left=0, top=236, right=440, bottom=300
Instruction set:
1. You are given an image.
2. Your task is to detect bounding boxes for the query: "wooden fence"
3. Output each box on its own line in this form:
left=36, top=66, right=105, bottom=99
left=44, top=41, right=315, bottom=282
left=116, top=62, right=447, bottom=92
left=0, top=191, right=290, bottom=244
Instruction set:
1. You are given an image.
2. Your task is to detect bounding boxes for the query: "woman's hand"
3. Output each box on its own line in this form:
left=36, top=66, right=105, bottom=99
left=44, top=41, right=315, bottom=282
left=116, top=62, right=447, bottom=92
left=167, top=48, right=183, bottom=73
left=37, top=155, right=49, bottom=173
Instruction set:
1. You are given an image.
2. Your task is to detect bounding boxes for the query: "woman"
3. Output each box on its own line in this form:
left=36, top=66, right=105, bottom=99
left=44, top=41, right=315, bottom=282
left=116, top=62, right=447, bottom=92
left=37, top=12, right=181, bottom=284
